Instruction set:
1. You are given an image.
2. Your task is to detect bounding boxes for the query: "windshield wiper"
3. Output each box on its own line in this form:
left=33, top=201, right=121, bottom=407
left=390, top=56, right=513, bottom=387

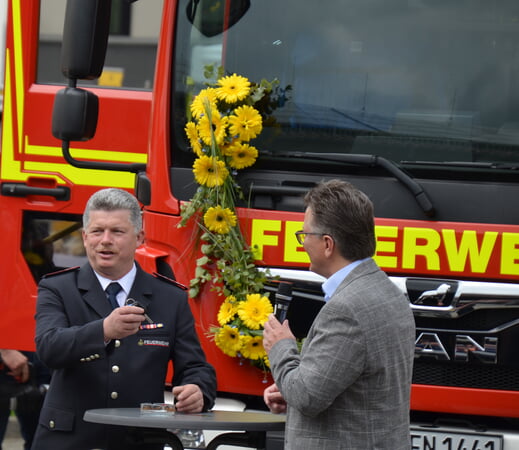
left=401, top=160, right=519, bottom=170
left=277, top=152, right=435, bottom=217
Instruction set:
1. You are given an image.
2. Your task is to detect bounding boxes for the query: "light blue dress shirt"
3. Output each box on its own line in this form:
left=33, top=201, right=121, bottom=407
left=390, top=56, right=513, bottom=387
left=322, top=258, right=371, bottom=302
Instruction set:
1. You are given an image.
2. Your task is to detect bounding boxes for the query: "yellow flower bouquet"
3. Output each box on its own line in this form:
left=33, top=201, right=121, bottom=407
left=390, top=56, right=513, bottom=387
left=179, top=70, right=287, bottom=371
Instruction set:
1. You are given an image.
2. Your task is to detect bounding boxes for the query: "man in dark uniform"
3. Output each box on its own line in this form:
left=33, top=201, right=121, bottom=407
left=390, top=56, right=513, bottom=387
left=31, top=188, right=216, bottom=450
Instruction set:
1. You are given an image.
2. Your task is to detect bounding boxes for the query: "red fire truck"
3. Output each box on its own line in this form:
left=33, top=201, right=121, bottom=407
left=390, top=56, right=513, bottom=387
left=1, top=0, right=519, bottom=448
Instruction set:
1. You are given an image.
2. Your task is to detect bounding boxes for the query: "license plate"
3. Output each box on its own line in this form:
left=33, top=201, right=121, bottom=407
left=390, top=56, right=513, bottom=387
left=410, top=428, right=503, bottom=450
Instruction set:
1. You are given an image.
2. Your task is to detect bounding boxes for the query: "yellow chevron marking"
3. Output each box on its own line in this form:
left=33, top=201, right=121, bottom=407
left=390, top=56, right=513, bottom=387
left=23, top=160, right=136, bottom=188
left=0, top=53, right=23, bottom=181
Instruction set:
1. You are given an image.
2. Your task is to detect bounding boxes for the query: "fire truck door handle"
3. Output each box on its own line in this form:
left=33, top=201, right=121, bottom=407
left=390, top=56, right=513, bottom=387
left=1, top=183, right=71, bottom=201
left=245, top=184, right=310, bottom=209
left=247, top=185, right=309, bottom=196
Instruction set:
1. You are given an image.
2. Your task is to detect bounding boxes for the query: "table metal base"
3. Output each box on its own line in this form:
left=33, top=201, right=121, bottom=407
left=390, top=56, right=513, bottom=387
left=125, top=427, right=267, bottom=450
left=206, top=431, right=266, bottom=450
left=126, top=427, right=184, bottom=450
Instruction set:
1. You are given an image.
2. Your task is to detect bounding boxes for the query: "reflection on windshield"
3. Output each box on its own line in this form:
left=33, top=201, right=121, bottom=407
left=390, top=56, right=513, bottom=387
left=176, top=0, right=519, bottom=165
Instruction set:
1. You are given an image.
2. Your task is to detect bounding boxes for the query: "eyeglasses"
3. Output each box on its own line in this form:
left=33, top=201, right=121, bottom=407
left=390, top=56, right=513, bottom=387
left=294, top=230, right=329, bottom=245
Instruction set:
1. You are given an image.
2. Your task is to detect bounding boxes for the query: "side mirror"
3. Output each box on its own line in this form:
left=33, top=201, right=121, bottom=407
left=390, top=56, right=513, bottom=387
left=52, top=87, right=98, bottom=141
left=61, top=0, right=112, bottom=80
left=52, top=0, right=146, bottom=174
left=186, top=0, right=250, bottom=37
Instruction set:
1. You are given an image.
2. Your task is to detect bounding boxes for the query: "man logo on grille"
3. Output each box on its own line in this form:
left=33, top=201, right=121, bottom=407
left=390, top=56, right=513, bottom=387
left=415, top=283, right=450, bottom=306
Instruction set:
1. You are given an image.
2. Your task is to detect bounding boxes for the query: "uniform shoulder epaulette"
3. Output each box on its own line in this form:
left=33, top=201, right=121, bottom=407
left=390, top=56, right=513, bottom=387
left=42, top=266, right=80, bottom=279
left=152, top=272, right=188, bottom=290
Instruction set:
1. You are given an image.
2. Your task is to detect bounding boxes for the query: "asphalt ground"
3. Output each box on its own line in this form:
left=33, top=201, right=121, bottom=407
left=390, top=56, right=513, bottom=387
left=2, top=415, right=24, bottom=450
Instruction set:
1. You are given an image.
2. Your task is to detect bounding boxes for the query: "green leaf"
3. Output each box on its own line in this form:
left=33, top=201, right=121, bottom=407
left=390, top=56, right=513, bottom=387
left=196, top=256, right=210, bottom=266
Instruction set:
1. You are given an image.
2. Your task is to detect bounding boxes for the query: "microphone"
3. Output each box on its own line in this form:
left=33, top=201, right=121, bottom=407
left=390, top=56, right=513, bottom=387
left=274, top=281, right=293, bottom=323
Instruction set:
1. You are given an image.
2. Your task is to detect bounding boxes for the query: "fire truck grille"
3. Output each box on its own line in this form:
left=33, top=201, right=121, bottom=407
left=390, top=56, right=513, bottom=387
left=414, top=308, right=519, bottom=331
left=413, top=361, right=519, bottom=391
left=413, top=306, right=519, bottom=390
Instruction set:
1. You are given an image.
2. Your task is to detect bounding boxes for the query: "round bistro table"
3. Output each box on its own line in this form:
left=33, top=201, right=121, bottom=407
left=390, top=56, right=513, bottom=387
left=84, top=408, right=286, bottom=449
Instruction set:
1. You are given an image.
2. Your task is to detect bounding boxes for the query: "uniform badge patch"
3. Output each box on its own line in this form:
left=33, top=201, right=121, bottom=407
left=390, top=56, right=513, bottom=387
left=138, top=339, right=169, bottom=347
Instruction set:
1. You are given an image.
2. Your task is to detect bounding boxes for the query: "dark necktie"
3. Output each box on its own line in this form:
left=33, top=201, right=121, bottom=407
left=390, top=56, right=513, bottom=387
left=105, top=282, right=122, bottom=309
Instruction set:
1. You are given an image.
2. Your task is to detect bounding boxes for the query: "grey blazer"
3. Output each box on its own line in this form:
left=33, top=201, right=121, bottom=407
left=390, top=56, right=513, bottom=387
left=269, top=258, right=415, bottom=450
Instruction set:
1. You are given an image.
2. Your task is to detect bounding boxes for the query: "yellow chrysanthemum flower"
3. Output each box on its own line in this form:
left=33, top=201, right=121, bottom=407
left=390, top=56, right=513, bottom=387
left=229, top=105, right=263, bottom=141
left=229, top=143, right=258, bottom=169
left=190, top=88, right=218, bottom=118
left=216, top=74, right=251, bottom=103
left=217, top=296, right=237, bottom=326
left=215, top=325, right=242, bottom=357
left=237, top=293, right=273, bottom=330
left=197, top=111, right=228, bottom=146
left=185, top=121, right=203, bottom=157
left=204, top=205, right=237, bottom=234
left=220, top=138, right=241, bottom=157
left=193, top=155, right=229, bottom=187
left=240, top=335, right=266, bottom=360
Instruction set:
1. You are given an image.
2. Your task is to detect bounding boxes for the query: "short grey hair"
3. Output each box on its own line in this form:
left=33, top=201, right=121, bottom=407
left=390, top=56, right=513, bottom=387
left=83, top=188, right=143, bottom=233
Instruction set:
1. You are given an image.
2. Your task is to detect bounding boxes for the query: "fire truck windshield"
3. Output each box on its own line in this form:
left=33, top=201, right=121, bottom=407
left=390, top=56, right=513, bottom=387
left=172, top=0, right=519, bottom=169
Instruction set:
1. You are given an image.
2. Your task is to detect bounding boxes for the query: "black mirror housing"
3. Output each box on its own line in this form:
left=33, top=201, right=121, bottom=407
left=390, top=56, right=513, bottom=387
left=135, top=172, right=152, bottom=206
left=52, top=87, right=99, bottom=141
left=61, top=0, right=111, bottom=79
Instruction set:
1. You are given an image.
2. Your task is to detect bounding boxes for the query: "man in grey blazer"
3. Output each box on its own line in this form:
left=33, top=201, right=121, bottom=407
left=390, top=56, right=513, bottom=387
left=263, top=179, right=415, bottom=449
left=31, top=188, right=216, bottom=450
